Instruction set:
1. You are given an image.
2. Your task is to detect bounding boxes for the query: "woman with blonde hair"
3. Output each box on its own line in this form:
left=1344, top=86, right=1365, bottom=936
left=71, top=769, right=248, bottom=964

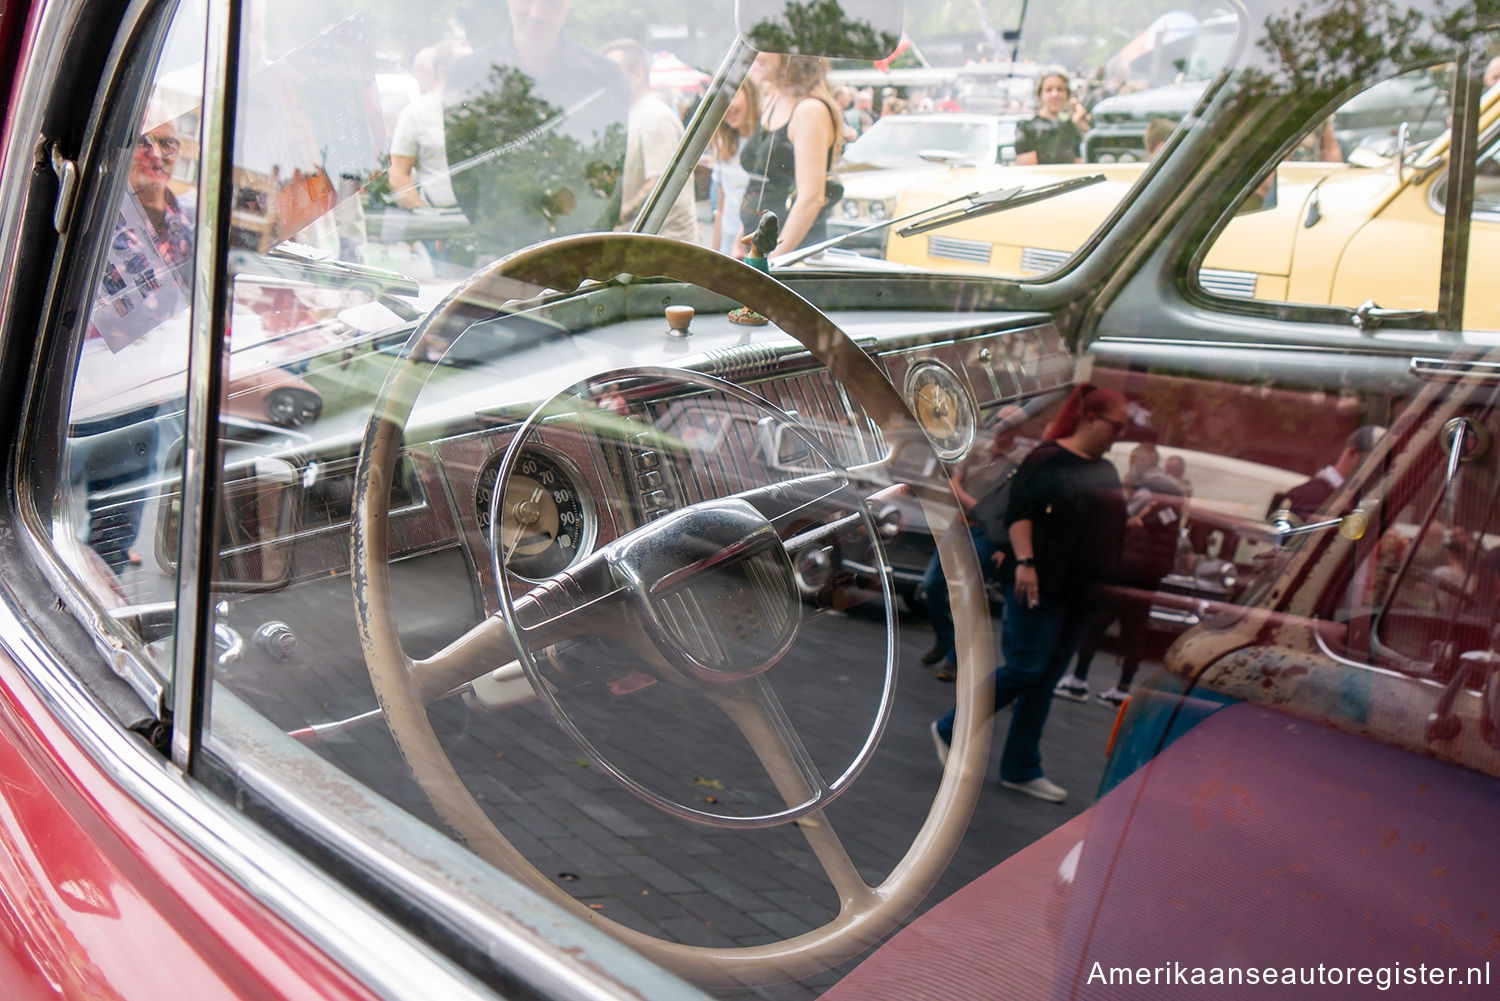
left=710, top=76, right=759, bottom=258
left=738, top=52, right=843, bottom=256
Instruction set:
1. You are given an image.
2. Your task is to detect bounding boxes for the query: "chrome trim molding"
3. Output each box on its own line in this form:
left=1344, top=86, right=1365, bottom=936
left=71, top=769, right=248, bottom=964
left=172, top=0, right=240, bottom=768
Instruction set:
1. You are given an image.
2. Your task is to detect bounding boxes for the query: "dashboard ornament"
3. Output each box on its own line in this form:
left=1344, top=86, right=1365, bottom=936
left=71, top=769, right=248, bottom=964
left=729, top=211, right=778, bottom=326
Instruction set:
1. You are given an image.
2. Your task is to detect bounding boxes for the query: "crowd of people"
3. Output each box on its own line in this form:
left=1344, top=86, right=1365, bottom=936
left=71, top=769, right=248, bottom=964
left=364, top=2, right=1129, bottom=268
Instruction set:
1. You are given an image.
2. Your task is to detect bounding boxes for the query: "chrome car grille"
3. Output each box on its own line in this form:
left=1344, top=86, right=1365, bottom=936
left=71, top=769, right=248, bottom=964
left=927, top=235, right=992, bottom=264
left=1020, top=246, right=1070, bottom=274
left=1198, top=268, right=1258, bottom=298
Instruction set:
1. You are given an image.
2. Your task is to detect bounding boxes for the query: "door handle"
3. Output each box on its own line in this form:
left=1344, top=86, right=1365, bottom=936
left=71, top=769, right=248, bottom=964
left=1351, top=299, right=1426, bottom=332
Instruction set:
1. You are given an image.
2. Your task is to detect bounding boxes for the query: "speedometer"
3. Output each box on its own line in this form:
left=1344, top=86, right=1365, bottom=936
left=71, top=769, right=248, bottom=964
left=475, top=448, right=595, bottom=580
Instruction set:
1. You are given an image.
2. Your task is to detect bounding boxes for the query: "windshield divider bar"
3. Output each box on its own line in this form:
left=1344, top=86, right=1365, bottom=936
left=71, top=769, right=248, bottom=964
left=634, top=41, right=755, bottom=235
left=170, top=0, right=242, bottom=770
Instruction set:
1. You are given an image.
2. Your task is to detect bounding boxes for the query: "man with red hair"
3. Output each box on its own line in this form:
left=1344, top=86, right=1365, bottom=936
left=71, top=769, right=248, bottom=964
left=931, top=384, right=1129, bottom=802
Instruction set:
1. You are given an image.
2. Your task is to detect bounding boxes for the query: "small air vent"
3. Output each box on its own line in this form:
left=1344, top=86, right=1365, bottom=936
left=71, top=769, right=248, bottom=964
left=1020, top=246, right=1069, bottom=275
left=927, top=235, right=992, bottom=264
left=1198, top=268, right=1258, bottom=298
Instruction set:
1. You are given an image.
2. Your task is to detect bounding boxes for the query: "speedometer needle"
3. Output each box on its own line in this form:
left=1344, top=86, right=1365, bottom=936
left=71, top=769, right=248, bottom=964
left=502, top=486, right=548, bottom=562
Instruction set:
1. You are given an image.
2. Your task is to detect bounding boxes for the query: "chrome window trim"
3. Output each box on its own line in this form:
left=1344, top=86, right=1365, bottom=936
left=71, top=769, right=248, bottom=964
left=3, top=0, right=174, bottom=718
left=170, top=0, right=237, bottom=770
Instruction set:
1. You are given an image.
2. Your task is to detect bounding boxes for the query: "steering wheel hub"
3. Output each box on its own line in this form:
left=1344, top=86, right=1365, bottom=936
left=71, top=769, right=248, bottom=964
left=626, top=499, right=800, bottom=681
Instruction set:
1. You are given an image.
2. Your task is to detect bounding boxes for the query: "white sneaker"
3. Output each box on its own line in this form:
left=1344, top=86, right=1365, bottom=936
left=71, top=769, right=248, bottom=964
left=1053, top=677, right=1089, bottom=702
left=1096, top=687, right=1130, bottom=708
left=929, top=720, right=950, bottom=767
left=1000, top=776, right=1068, bottom=803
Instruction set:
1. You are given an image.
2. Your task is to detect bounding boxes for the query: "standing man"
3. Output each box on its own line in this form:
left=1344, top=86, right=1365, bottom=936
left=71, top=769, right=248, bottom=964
left=602, top=39, right=698, bottom=242
left=930, top=385, right=1129, bottom=803
left=389, top=40, right=470, bottom=212
left=442, top=0, right=629, bottom=257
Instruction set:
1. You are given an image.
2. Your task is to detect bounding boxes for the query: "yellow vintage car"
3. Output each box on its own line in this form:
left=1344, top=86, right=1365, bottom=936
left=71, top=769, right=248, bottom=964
left=886, top=87, right=1499, bottom=330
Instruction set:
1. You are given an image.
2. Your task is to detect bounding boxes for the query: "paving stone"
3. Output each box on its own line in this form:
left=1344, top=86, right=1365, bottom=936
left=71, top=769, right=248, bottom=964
left=654, top=916, right=739, bottom=949
left=759, top=888, right=838, bottom=927
left=595, top=875, right=689, bottom=921
left=574, top=801, right=654, bottom=837
left=542, top=836, right=629, bottom=877
left=674, top=892, right=778, bottom=937
left=687, top=870, right=778, bottom=912
left=615, top=851, right=702, bottom=894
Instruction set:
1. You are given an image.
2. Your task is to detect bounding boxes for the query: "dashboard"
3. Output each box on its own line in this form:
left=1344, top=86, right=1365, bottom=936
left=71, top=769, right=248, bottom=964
left=204, top=301, right=1074, bottom=677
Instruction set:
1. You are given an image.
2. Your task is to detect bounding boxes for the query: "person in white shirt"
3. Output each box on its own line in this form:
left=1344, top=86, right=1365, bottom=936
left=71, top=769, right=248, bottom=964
left=601, top=39, right=698, bottom=243
left=1267, top=425, right=1384, bottom=522
left=389, top=39, right=469, bottom=210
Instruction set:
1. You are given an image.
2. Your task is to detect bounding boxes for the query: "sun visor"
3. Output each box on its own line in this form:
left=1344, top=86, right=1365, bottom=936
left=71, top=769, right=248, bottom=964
left=737, top=0, right=904, bottom=60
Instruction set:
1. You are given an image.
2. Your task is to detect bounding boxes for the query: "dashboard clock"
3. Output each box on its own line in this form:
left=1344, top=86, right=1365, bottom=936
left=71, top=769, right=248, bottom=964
left=476, top=448, right=595, bottom=580
left=904, top=360, right=977, bottom=460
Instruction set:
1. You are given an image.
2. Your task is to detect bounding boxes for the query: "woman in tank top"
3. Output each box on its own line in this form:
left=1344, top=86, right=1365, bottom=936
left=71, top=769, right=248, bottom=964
left=738, top=52, right=843, bottom=256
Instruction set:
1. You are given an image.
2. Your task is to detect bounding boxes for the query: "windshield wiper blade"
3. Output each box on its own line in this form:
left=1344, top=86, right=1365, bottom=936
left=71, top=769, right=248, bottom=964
left=896, top=174, right=1107, bottom=238
left=774, top=174, right=1108, bottom=268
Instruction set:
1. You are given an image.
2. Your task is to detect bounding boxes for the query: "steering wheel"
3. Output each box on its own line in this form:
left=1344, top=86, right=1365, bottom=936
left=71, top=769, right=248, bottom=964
left=352, top=234, right=995, bottom=987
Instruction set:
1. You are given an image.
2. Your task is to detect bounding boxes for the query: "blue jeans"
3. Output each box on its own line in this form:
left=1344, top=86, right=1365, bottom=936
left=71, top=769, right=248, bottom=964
left=921, top=524, right=994, bottom=666
left=936, top=576, right=1099, bottom=784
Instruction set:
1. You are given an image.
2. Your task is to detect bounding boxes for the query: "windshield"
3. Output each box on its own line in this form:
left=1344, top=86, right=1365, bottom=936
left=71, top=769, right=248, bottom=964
left=75, top=0, right=1240, bottom=433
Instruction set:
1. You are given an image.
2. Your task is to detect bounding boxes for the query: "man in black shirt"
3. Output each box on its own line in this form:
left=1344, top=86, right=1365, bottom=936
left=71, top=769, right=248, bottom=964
left=931, top=385, right=1128, bottom=802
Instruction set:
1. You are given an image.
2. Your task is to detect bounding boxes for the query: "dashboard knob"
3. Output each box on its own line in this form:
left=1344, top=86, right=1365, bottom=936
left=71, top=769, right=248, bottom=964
left=665, top=304, right=694, bottom=337
left=255, top=621, right=298, bottom=660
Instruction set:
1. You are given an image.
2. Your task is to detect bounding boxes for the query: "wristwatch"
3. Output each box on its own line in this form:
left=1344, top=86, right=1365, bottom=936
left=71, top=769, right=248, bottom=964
left=1016, top=557, right=1036, bottom=568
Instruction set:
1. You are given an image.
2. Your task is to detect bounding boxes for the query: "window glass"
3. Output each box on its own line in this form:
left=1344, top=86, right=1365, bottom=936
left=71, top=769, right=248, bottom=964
left=53, top=1, right=207, bottom=676
left=1197, top=63, right=1455, bottom=312
left=103, top=0, right=1481, bottom=995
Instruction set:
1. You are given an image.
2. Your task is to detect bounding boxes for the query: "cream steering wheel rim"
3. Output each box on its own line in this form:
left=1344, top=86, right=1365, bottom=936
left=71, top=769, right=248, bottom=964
left=351, top=233, right=995, bottom=988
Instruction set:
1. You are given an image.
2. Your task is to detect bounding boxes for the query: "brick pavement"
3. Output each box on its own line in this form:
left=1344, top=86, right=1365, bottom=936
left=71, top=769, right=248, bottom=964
left=222, top=558, right=1124, bottom=1001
